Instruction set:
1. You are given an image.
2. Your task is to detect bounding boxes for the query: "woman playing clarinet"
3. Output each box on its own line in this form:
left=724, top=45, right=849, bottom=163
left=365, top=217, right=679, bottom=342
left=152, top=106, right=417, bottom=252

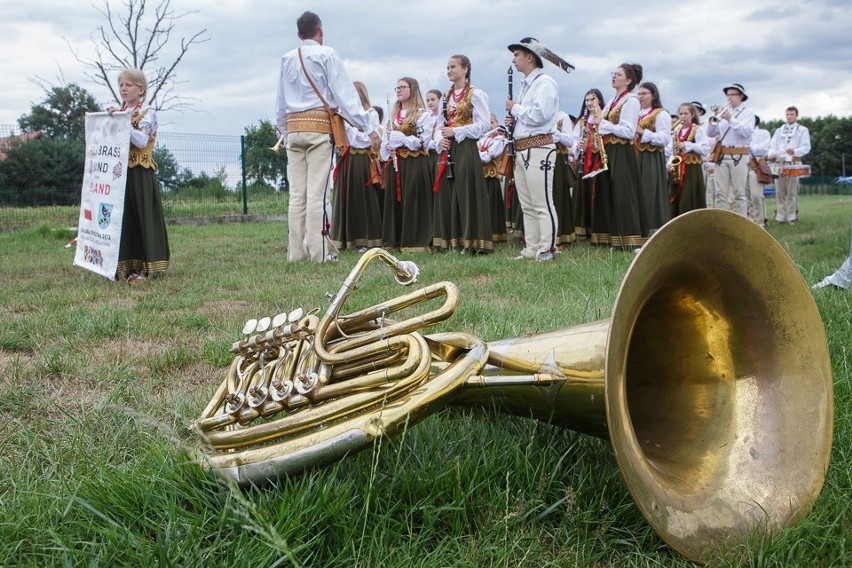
left=432, top=54, right=493, bottom=254
left=591, top=63, right=647, bottom=249
left=670, top=102, right=710, bottom=217
left=635, top=82, right=671, bottom=235
left=381, top=77, right=434, bottom=252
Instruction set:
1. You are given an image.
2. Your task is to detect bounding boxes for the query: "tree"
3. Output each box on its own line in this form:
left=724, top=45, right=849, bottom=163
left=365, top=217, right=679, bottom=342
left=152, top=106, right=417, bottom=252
left=0, top=137, right=85, bottom=206
left=153, top=145, right=180, bottom=191
left=69, top=0, right=208, bottom=111
left=17, top=84, right=101, bottom=140
left=242, top=120, right=288, bottom=191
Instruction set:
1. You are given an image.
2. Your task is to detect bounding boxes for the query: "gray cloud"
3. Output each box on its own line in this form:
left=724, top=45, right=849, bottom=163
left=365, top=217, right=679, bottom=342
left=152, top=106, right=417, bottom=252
left=2, top=0, right=851, bottom=135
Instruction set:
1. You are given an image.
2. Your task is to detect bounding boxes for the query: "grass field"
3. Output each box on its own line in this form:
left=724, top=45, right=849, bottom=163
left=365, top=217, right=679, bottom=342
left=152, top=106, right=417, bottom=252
left=0, top=196, right=850, bottom=567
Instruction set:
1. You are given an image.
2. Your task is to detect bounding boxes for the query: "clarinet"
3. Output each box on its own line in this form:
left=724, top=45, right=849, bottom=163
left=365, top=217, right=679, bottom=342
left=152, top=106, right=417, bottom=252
left=576, top=108, right=589, bottom=177
left=386, top=93, right=398, bottom=172
left=441, top=93, right=455, bottom=180
left=499, top=66, right=515, bottom=178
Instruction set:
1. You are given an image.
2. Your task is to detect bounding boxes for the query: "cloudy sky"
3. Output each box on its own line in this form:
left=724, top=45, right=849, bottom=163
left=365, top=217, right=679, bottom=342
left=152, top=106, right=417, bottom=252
left=2, top=0, right=851, bottom=136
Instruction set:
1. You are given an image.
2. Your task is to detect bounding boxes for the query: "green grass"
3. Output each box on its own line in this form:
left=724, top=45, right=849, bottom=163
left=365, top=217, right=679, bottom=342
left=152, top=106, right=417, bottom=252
left=0, top=196, right=850, bottom=567
left=0, top=195, right=289, bottom=232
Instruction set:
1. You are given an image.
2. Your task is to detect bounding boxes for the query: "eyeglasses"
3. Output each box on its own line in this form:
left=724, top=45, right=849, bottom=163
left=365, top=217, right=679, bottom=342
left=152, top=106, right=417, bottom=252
left=394, top=85, right=410, bottom=92
left=637, top=91, right=651, bottom=97
left=611, top=72, right=625, bottom=79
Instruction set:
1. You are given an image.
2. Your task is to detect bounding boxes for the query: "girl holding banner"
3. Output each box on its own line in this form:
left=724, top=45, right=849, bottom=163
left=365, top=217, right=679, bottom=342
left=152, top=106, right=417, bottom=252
left=108, top=69, right=170, bottom=283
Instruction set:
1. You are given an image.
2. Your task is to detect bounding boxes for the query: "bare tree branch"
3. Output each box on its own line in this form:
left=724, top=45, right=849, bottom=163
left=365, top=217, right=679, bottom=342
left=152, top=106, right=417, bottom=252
left=65, top=0, right=208, bottom=112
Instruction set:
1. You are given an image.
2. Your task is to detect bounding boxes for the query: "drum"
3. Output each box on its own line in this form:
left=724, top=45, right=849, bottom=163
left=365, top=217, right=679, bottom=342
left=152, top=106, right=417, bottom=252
left=769, top=162, right=782, bottom=177
left=781, top=164, right=811, bottom=178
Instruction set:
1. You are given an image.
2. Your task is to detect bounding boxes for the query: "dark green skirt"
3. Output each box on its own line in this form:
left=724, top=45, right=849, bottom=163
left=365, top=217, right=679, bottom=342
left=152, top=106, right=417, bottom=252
left=590, top=142, right=646, bottom=248
left=382, top=153, right=434, bottom=252
left=116, top=165, right=170, bottom=277
left=572, top=172, right=592, bottom=238
left=552, top=152, right=576, bottom=245
left=637, top=149, right=671, bottom=235
left=485, top=176, right=507, bottom=242
left=331, top=150, right=382, bottom=249
left=671, top=162, right=706, bottom=217
left=432, top=139, right=493, bottom=253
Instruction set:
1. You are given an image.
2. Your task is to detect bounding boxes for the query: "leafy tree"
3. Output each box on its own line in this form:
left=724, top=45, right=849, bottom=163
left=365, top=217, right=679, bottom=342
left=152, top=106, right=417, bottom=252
left=242, top=120, right=288, bottom=191
left=68, top=0, right=208, bottom=111
left=0, top=137, right=85, bottom=206
left=153, top=145, right=180, bottom=191
left=17, top=84, right=101, bottom=140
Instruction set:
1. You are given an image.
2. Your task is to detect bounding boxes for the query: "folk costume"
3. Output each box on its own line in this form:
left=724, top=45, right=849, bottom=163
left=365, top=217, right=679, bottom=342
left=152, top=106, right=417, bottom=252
left=593, top=91, right=646, bottom=248
left=705, top=84, right=755, bottom=218
left=552, top=111, right=577, bottom=247
left=748, top=125, right=771, bottom=226
left=381, top=107, right=434, bottom=252
left=571, top=113, right=599, bottom=238
left=330, top=108, right=383, bottom=250
left=636, top=107, right=671, bottom=235
left=769, top=120, right=811, bottom=223
left=432, top=85, right=493, bottom=253
left=506, top=40, right=560, bottom=261
left=116, top=103, right=170, bottom=280
left=275, top=39, right=377, bottom=262
left=669, top=121, right=710, bottom=217
left=478, top=126, right=509, bottom=243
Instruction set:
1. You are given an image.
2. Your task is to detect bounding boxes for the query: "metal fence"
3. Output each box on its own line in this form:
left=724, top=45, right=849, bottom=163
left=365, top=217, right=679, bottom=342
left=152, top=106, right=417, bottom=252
left=1, top=124, right=849, bottom=232
left=0, top=124, right=287, bottom=232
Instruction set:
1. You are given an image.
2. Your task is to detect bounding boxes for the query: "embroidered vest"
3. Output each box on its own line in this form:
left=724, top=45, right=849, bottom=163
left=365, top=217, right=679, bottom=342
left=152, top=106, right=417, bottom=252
left=637, top=108, right=664, bottom=153
left=445, top=87, right=475, bottom=127
left=128, top=108, right=157, bottom=170
left=678, top=124, right=703, bottom=165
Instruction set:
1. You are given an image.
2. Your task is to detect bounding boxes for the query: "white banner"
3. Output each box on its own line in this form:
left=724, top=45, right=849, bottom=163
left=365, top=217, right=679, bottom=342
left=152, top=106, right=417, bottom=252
left=73, top=112, right=132, bottom=280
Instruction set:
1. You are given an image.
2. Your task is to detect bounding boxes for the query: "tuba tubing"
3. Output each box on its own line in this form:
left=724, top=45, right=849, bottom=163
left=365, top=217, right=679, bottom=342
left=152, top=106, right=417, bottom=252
left=193, top=210, right=833, bottom=564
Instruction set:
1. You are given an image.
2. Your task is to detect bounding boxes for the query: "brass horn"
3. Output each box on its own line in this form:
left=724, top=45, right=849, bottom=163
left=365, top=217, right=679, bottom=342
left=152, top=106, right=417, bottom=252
left=269, top=134, right=285, bottom=154
left=192, top=209, right=833, bottom=563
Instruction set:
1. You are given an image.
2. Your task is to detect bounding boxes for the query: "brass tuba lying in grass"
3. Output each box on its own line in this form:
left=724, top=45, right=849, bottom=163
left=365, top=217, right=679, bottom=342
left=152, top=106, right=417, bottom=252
left=192, top=209, right=833, bottom=563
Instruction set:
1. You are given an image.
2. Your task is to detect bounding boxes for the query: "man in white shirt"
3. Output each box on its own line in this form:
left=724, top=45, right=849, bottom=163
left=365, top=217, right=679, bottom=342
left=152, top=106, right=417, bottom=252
left=769, top=106, right=811, bottom=224
left=276, top=11, right=380, bottom=263
left=505, top=37, right=559, bottom=262
left=706, top=83, right=755, bottom=217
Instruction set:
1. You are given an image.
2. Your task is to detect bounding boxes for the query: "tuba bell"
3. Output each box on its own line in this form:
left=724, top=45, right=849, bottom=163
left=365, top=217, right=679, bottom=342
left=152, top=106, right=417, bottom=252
left=191, top=209, right=833, bottom=563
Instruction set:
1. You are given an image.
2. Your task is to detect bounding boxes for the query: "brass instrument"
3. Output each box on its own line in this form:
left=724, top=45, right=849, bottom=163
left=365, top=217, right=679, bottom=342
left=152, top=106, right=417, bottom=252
left=667, top=119, right=684, bottom=183
left=192, top=210, right=833, bottom=564
left=269, top=134, right=285, bottom=154
left=582, top=99, right=608, bottom=179
left=708, top=104, right=731, bottom=125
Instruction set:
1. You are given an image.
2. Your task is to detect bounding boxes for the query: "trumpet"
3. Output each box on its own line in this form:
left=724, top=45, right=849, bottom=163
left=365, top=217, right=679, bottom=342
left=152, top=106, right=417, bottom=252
left=708, top=104, right=731, bottom=125
left=270, top=134, right=285, bottom=154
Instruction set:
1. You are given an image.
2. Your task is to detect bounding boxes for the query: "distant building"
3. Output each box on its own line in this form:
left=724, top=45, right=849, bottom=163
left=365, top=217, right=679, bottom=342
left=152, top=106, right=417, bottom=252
left=0, top=131, right=43, bottom=160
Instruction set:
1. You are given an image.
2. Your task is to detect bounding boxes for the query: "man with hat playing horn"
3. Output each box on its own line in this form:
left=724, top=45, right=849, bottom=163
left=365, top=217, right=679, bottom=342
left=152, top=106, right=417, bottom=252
left=505, top=37, right=560, bottom=262
left=275, top=11, right=381, bottom=263
left=768, top=106, right=811, bottom=224
left=706, top=83, right=755, bottom=217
